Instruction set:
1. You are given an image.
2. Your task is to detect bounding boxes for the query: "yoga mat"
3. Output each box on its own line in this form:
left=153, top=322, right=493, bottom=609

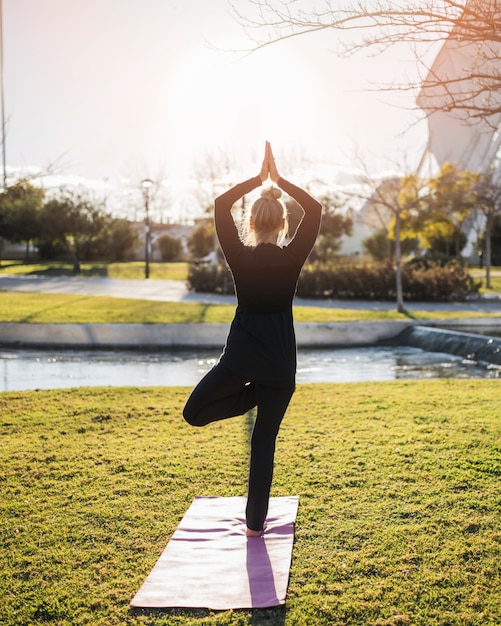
left=130, top=495, right=299, bottom=610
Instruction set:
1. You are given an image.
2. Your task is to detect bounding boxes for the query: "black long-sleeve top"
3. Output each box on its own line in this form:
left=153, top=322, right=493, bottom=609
left=214, top=175, right=322, bottom=385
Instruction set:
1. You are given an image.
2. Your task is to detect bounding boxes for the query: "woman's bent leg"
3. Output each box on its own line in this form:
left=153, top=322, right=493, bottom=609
left=245, top=382, right=295, bottom=532
left=183, top=363, right=256, bottom=427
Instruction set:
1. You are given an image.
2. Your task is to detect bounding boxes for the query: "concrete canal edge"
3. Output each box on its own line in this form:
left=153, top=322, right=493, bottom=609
left=1, top=317, right=501, bottom=364
left=0, top=320, right=415, bottom=350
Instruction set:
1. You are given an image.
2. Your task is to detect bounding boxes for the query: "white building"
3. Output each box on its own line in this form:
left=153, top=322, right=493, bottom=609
left=417, top=0, right=501, bottom=179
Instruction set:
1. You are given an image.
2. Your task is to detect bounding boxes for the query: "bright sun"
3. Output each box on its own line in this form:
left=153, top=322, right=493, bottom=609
left=165, top=44, right=325, bottom=181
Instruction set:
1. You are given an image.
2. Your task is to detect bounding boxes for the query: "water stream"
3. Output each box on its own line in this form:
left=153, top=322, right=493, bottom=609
left=1, top=345, right=499, bottom=392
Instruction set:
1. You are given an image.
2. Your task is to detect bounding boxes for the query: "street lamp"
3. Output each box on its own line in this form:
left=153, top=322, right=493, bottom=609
left=142, top=178, right=154, bottom=279
left=0, top=0, right=7, bottom=189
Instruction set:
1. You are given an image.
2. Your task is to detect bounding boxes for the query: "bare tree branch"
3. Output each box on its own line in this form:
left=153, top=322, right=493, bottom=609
left=229, top=0, right=501, bottom=123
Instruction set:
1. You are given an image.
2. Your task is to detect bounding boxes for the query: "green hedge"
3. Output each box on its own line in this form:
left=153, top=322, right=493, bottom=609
left=188, top=260, right=481, bottom=302
left=187, top=262, right=235, bottom=295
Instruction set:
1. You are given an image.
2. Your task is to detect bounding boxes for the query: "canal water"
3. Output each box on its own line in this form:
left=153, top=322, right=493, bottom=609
left=1, top=345, right=499, bottom=392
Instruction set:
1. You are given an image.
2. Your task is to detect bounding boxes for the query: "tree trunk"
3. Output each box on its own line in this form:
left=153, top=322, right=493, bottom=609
left=485, top=213, right=493, bottom=289
left=395, top=210, right=406, bottom=313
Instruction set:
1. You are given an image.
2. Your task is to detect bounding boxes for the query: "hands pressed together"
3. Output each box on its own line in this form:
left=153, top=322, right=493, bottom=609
left=259, top=141, right=280, bottom=184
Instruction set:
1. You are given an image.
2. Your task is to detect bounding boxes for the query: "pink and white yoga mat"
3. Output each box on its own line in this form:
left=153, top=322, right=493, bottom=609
left=130, top=495, right=299, bottom=610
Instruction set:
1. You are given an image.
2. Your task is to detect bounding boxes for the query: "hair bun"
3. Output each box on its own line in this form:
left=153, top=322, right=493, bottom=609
left=261, top=186, right=282, bottom=201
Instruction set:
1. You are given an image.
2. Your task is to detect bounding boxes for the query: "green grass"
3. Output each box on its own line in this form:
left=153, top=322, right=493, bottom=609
left=479, top=275, right=501, bottom=295
left=1, top=381, right=500, bottom=625
left=1, top=291, right=501, bottom=325
left=1, top=261, right=501, bottom=325
left=0, top=292, right=237, bottom=324
left=465, top=268, right=501, bottom=295
left=0, top=261, right=190, bottom=281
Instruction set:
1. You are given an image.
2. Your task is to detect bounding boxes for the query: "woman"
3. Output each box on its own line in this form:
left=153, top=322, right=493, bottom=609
left=183, top=142, right=322, bottom=536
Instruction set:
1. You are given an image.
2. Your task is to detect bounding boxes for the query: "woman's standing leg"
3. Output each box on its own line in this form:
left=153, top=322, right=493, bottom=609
left=245, top=382, right=295, bottom=532
left=183, top=363, right=256, bottom=426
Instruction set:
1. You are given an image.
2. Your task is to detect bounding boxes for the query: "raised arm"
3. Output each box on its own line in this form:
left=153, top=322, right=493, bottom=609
left=214, top=142, right=321, bottom=265
left=267, top=143, right=322, bottom=262
left=214, top=175, right=261, bottom=261
left=278, top=177, right=322, bottom=262
left=214, top=142, right=271, bottom=263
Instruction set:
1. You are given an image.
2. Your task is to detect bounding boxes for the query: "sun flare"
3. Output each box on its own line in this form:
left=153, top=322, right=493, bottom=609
left=165, top=45, right=326, bottom=180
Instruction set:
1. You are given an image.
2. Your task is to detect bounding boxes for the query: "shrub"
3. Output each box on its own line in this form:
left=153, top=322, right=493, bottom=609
left=187, top=263, right=235, bottom=294
left=401, top=260, right=481, bottom=301
left=297, top=261, right=397, bottom=300
left=188, top=260, right=481, bottom=302
left=157, top=234, right=182, bottom=262
left=187, top=223, right=215, bottom=259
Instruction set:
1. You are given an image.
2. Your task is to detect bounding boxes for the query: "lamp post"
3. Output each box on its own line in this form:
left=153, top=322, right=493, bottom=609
left=142, top=178, right=153, bottom=279
left=0, top=0, right=7, bottom=189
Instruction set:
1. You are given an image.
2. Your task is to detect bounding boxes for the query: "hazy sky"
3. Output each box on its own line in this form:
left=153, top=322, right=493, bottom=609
left=4, top=0, right=433, bottom=219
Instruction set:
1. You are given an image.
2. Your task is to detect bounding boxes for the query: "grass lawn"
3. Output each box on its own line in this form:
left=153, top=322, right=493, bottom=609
left=0, top=261, right=190, bottom=281
left=1, top=380, right=500, bottom=625
left=478, top=275, right=501, bottom=295
left=1, top=292, right=501, bottom=325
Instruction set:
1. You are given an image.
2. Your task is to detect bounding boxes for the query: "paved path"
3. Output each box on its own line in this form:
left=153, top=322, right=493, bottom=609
left=1, top=274, right=501, bottom=313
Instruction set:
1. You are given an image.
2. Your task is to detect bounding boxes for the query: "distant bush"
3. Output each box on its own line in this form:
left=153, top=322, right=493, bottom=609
left=297, top=262, right=397, bottom=300
left=157, top=234, right=183, bottom=262
left=401, top=260, right=480, bottom=301
left=187, top=223, right=215, bottom=259
left=188, top=260, right=481, bottom=302
left=296, top=260, right=480, bottom=301
left=187, top=263, right=235, bottom=294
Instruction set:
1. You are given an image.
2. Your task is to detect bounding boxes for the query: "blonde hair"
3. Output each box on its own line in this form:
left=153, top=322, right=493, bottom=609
left=241, top=186, right=288, bottom=246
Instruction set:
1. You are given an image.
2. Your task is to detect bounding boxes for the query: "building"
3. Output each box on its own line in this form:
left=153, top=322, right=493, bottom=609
left=417, top=0, right=501, bottom=178
left=342, top=2, right=501, bottom=259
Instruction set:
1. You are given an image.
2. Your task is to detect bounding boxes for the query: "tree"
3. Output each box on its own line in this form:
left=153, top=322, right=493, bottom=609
left=417, top=163, right=478, bottom=257
left=481, top=214, right=501, bottom=266
left=157, top=234, right=183, bottom=262
left=386, top=175, right=425, bottom=311
left=315, top=193, right=353, bottom=262
left=473, top=171, right=501, bottom=287
left=187, top=222, right=216, bottom=259
left=193, top=148, right=237, bottom=217
left=363, top=229, right=392, bottom=262
left=363, top=228, right=418, bottom=261
left=426, top=227, right=468, bottom=261
left=231, top=0, right=501, bottom=124
left=0, top=180, right=45, bottom=261
left=38, top=189, right=108, bottom=263
left=111, top=219, right=139, bottom=262
left=355, top=172, right=425, bottom=312
left=105, top=219, right=140, bottom=262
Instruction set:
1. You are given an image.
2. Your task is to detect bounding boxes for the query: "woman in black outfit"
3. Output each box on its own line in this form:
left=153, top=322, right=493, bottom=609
left=183, top=142, right=322, bottom=536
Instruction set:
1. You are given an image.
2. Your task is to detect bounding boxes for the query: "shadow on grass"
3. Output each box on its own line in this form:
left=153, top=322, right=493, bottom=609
left=27, top=265, right=109, bottom=277
left=129, top=606, right=286, bottom=626
left=191, top=303, right=214, bottom=323
left=130, top=606, right=286, bottom=624
left=20, top=295, right=97, bottom=322
left=403, top=309, right=418, bottom=320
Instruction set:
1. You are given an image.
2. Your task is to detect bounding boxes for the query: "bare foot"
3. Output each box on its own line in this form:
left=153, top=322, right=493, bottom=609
left=246, top=527, right=263, bottom=537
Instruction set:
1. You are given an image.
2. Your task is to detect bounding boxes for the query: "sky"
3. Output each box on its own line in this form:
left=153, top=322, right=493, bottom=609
left=3, top=0, right=434, bottom=222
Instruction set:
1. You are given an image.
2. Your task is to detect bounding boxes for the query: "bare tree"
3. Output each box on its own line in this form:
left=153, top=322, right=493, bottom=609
left=193, top=147, right=236, bottom=216
left=230, top=0, right=501, bottom=124
left=355, top=172, right=426, bottom=312
left=474, top=171, right=501, bottom=288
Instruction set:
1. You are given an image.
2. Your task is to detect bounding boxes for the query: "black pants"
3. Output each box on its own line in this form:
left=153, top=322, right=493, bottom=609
left=183, top=363, right=295, bottom=531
